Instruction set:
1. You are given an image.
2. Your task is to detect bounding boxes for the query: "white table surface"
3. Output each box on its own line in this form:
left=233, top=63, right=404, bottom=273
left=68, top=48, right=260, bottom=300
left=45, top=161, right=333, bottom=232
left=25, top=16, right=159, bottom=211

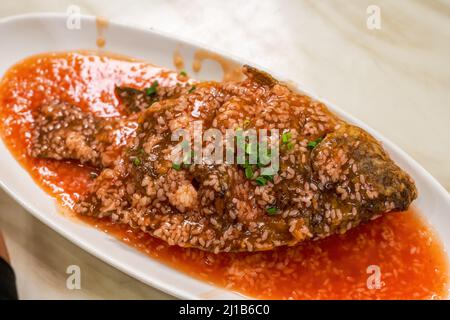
left=0, top=0, right=449, bottom=299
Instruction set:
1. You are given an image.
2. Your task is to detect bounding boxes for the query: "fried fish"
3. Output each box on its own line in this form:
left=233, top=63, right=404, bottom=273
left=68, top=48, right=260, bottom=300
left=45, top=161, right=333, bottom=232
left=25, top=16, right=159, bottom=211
left=29, top=66, right=417, bottom=252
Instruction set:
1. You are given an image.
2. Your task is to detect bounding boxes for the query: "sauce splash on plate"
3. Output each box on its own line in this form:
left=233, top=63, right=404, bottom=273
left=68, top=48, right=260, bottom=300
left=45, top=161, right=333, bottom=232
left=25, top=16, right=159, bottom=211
left=0, top=51, right=448, bottom=299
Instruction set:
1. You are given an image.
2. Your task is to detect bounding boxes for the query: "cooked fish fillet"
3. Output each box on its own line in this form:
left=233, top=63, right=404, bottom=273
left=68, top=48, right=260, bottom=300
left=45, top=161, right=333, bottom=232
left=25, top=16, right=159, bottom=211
left=30, top=101, right=133, bottom=167
left=29, top=66, right=417, bottom=253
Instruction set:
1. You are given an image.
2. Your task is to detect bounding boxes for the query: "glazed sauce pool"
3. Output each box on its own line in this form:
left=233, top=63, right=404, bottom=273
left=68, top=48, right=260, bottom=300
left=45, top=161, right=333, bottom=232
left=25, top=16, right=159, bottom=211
left=0, top=52, right=448, bottom=299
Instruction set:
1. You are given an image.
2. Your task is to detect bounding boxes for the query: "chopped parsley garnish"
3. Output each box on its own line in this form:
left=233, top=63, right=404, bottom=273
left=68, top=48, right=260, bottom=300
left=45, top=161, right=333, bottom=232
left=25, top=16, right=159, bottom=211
left=131, top=157, right=142, bottom=166
left=145, top=81, right=159, bottom=96
left=281, top=132, right=292, bottom=144
left=188, top=85, right=196, bottom=93
left=240, top=142, right=275, bottom=183
left=172, top=163, right=181, bottom=171
left=172, top=151, right=193, bottom=170
left=255, top=175, right=274, bottom=186
left=281, top=131, right=295, bottom=151
left=287, top=142, right=294, bottom=150
left=179, top=70, right=187, bottom=77
left=255, top=176, right=268, bottom=186
left=307, top=137, right=323, bottom=149
left=266, top=207, right=278, bottom=215
left=245, top=166, right=254, bottom=179
left=237, top=136, right=275, bottom=183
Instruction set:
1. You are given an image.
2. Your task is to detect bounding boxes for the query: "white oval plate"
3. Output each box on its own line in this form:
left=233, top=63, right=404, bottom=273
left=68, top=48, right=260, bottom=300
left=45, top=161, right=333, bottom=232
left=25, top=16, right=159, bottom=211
left=0, top=13, right=449, bottom=300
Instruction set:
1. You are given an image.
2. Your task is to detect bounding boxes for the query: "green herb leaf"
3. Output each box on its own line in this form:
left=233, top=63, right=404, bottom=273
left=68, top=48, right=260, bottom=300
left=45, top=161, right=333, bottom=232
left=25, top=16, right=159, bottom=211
left=188, top=85, right=196, bottom=93
left=282, top=132, right=292, bottom=144
left=179, top=70, right=187, bottom=77
left=287, top=141, right=294, bottom=150
left=132, top=157, right=142, bottom=166
left=245, top=166, right=254, bottom=179
left=145, top=81, right=159, bottom=96
left=266, top=207, right=278, bottom=215
left=172, top=163, right=181, bottom=171
left=307, top=137, right=323, bottom=149
left=255, top=176, right=267, bottom=186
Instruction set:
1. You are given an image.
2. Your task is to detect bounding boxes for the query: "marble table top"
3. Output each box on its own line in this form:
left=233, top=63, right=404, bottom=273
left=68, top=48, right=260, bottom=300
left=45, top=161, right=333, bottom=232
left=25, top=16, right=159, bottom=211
left=0, top=0, right=449, bottom=299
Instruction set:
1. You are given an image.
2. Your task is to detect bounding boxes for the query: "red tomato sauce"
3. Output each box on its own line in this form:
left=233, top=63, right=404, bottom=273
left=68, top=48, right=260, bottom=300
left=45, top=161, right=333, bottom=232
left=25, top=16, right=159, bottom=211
left=0, top=51, right=448, bottom=299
